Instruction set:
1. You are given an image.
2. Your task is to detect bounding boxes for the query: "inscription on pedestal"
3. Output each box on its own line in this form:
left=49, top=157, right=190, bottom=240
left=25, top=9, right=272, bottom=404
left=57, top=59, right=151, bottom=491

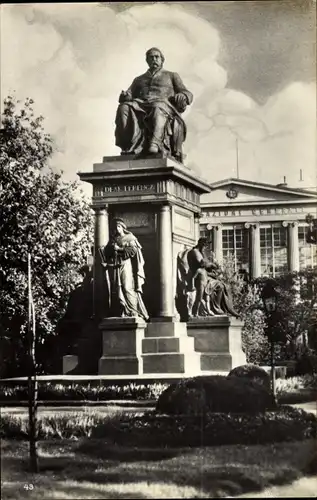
left=94, top=183, right=156, bottom=197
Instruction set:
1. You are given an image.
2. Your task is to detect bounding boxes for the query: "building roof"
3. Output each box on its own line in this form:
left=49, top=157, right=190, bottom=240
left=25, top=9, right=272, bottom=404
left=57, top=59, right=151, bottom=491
left=209, top=178, right=317, bottom=198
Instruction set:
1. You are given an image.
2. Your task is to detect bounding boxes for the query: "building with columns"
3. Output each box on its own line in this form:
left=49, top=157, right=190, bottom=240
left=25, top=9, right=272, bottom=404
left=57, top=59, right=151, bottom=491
left=199, top=178, right=317, bottom=279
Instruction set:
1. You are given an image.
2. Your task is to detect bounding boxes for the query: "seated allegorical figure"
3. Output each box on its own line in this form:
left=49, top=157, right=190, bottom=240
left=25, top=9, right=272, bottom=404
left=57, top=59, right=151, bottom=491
left=176, top=238, right=238, bottom=320
left=115, top=47, right=193, bottom=163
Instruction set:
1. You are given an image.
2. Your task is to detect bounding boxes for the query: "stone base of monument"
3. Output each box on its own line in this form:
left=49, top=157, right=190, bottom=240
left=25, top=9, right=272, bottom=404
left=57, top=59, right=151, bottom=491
left=142, top=318, right=201, bottom=375
left=63, top=355, right=79, bottom=374
left=62, top=318, right=102, bottom=375
left=187, top=316, right=246, bottom=372
left=98, top=317, right=147, bottom=375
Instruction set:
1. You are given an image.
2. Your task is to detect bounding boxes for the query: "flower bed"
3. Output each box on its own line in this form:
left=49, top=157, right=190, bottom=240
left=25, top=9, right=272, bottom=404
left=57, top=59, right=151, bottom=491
left=0, top=381, right=168, bottom=402
left=1, top=405, right=316, bottom=446
left=276, top=375, right=317, bottom=404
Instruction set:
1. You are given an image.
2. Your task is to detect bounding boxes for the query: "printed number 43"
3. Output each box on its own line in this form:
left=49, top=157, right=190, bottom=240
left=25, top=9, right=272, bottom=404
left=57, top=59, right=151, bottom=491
left=24, top=484, right=34, bottom=490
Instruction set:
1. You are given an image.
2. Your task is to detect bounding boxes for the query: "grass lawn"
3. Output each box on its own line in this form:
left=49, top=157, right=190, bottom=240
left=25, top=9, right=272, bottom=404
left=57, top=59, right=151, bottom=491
left=1, top=438, right=316, bottom=499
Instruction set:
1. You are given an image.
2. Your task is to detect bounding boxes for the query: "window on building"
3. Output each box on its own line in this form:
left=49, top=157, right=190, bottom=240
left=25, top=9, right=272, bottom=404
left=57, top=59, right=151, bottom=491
left=260, top=224, right=288, bottom=276
left=260, top=227, right=272, bottom=276
left=222, top=226, right=249, bottom=272
left=298, top=225, right=317, bottom=269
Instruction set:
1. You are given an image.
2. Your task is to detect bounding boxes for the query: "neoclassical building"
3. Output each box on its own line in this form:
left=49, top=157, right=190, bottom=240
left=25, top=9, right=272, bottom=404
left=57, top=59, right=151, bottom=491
left=199, top=178, right=317, bottom=279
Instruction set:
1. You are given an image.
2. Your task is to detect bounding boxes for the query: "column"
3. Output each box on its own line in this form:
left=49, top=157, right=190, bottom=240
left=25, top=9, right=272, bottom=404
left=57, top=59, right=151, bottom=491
left=93, top=206, right=109, bottom=317
left=157, top=204, right=173, bottom=317
left=282, top=221, right=299, bottom=272
left=194, top=212, right=201, bottom=243
left=245, top=222, right=261, bottom=279
left=212, top=224, right=223, bottom=264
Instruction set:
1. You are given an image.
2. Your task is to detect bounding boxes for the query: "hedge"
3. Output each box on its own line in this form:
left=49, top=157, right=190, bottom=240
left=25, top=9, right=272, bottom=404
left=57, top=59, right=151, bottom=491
left=156, top=375, right=273, bottom=415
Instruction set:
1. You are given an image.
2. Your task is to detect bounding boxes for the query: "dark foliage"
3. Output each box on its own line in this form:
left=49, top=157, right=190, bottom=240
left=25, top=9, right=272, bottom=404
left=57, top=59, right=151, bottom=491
left=295, top=349, right=317, bottom=376
left=228, top=364, right=271, bottom=390
left=156, top=375, right=273, bottom=415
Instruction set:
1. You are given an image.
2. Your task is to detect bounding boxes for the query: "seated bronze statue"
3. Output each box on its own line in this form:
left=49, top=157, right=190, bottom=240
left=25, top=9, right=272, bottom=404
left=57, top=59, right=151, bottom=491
left=176, top=238, right=238, bottom=320
left=115, top=47, right=193, bottom=163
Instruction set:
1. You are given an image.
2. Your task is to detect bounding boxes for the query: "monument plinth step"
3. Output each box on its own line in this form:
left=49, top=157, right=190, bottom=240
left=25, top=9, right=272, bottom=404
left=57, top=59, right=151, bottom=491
left=142, top=336, right=194, bottom=354
left=145, top=320, right=187, bottom=338
left=94, top=154, right=184, bottom=172
left=142, top=352, right=201, bottom=375
left=187, top=315, right=246, bottom=371
left=99, top=356, right=141, bottom=376
left=100, top=317, right=147, bottom=329
left=98, top=317, right=147, bottom=375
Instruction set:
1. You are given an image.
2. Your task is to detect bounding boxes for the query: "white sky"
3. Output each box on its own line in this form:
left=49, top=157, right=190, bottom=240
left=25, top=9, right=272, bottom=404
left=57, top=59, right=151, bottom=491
left=1, top=2, right=316, bottom=198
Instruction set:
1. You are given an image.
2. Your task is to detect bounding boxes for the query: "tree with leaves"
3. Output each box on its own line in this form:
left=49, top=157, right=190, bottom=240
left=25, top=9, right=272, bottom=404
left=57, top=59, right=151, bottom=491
left=218, top=255, right=270, bottom=364
left=257, top=269, right=317, bottom=361
left=0, top=96, right=93, bottom=378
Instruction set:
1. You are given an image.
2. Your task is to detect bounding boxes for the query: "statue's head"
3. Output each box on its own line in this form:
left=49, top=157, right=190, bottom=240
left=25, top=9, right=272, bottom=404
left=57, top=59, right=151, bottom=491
left=146, top=47, right=164, bottom=71
left=111, top=217, right=127, bottom=236
left=197, top=237, right=208, bottom=250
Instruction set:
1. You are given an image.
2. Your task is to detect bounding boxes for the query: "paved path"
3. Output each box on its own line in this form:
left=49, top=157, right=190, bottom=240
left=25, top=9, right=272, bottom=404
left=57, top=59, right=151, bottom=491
left=233, top=476, right=317, bottom=498
left=292, top=401, right=317, bottom=416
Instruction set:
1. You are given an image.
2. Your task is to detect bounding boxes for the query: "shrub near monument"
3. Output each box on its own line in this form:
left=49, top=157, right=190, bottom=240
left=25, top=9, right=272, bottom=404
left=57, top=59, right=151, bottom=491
left=156, top=375, right=273, bottom=415
left=227, top=364, right=271, bottom=390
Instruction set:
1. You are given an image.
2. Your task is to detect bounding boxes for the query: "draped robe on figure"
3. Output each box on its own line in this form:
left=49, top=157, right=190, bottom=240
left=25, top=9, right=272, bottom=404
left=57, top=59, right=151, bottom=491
left=102, top=231, right=149, bottom=321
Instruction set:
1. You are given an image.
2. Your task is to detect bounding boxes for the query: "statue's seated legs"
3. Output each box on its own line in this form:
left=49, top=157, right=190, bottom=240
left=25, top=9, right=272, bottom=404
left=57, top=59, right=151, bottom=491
left=115, top=103, right=144, bottom=154
left=115, top=101, right=185, bottom=161
left=146, top=105, right=169, bottom=154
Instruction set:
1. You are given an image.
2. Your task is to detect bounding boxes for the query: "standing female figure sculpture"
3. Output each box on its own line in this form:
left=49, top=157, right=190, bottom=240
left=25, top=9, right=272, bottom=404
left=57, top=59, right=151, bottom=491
left=100, top=218, right=149, bottom=320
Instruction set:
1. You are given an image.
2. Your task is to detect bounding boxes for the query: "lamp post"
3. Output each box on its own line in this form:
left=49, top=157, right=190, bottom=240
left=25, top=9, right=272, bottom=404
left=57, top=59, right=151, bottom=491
left=261, top=279, right=279, bottom=406
left=305, top=214, right=317, bottom=244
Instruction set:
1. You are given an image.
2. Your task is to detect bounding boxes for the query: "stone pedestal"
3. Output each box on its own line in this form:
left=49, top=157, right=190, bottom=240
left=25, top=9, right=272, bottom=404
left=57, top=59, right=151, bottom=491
left=79, top=155, right=211, bottom=319
left=142, top=318, right=200, bottom=375
left=187, top=316, right=246, bottom=372
left=98, top=317, right=147, bottom=375
left=77, top=154, right=232, bottom=378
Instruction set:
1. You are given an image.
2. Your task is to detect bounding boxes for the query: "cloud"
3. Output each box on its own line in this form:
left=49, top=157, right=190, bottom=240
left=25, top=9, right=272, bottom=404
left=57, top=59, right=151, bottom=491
left=1, top=3, right=316, bottom=195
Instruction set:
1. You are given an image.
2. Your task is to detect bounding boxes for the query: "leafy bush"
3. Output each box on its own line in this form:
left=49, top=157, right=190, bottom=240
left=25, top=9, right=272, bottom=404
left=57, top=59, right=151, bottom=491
left=240, top=288, right=269, bottom=364
left=295, top=350, right=317, bottom=376
left=1, top=406, right=315, bottom=446
left=0, top=381, right=168, bottom=402
left=156, top=375, right=273, bottom=415
left=228, top=364, right=271, bottom=390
